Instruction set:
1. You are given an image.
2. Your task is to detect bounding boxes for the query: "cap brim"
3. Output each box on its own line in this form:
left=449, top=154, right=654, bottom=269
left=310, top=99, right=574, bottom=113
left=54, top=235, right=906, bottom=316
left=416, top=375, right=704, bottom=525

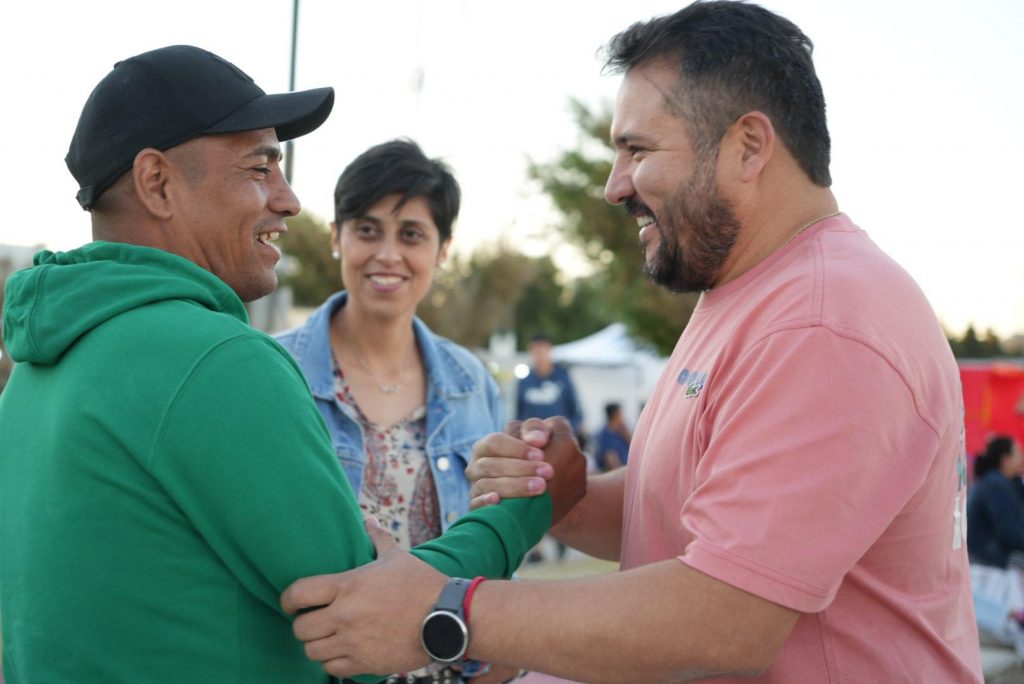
left=204, top=86, right=334, bottom=142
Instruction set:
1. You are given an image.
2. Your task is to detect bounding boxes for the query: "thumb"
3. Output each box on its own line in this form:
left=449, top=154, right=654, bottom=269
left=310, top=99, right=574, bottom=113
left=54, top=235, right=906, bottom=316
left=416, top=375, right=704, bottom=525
left=364, top=516, right=399, bottom=559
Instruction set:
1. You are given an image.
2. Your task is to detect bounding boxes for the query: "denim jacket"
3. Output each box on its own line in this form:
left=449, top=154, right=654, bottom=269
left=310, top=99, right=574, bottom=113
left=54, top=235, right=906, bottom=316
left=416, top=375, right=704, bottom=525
left=274, top=291, right=504, bottom=532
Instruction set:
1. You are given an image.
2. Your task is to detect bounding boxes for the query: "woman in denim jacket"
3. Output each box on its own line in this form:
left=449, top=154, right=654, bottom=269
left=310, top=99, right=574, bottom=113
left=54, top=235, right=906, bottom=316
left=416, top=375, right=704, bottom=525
left=275, top=140, right=517, bottom=684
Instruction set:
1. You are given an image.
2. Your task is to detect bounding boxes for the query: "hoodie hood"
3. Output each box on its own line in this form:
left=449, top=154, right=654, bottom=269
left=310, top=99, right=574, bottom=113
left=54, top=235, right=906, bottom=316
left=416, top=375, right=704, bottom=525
left=3, top=241, right=248, bottom=365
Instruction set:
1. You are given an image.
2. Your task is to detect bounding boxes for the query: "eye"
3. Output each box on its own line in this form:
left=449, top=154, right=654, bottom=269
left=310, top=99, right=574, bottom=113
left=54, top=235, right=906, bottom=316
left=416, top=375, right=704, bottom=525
left=355, top=222, right=378, bottom=237
left=254, top=166, right=271, bottom=177
left=402, top=227, right=426, bottom=242
left=627, top=145, right=647, bottom=160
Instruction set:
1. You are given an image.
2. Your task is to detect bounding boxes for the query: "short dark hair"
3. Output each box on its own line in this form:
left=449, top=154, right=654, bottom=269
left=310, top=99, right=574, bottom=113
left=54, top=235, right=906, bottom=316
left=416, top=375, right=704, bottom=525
left=605, top=402, right=622, bottom=421
left=604, top=0, right=831, bottom=186
left=974, top=435, right=1017, bottom=479
left=333, top=139, right=460, bottom=243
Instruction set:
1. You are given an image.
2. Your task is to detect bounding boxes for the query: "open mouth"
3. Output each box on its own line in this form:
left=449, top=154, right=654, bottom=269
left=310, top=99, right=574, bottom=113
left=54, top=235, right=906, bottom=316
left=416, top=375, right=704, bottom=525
left=369, top=275, right=404, bottom=286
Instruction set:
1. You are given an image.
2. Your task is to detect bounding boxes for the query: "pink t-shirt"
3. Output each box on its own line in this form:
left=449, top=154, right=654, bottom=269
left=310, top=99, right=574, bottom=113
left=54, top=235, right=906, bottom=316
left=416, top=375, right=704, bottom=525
left=621, top=215, right=981, bottom=682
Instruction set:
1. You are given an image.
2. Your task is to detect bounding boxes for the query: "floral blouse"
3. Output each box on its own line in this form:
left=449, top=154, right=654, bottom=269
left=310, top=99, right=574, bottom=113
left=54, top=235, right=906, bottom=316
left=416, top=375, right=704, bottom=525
left=333, top=364, right=442, bottom=549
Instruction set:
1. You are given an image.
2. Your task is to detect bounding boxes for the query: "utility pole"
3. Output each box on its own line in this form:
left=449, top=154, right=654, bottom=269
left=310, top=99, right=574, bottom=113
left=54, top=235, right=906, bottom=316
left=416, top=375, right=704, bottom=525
left=285, top=0, right=300, bottom=183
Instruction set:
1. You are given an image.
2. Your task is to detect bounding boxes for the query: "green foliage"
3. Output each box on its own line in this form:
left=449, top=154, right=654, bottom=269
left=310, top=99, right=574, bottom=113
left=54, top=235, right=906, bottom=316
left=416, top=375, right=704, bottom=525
left=417, top=243, right=536, bottom=348
left=511, top=257, right=614, bottom=346
left=280, top=213, right=343, bottom=306
left=948, top=325, right=1006, bottom=358
left=417, top=246, right=613, bottom=349
left=528, top=99, right=697, bottom=355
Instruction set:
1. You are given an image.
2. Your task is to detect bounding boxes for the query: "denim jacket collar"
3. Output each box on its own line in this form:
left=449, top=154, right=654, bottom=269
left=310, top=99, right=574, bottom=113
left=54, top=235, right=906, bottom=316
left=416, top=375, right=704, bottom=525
left=287, top=291, right=480, bottom=402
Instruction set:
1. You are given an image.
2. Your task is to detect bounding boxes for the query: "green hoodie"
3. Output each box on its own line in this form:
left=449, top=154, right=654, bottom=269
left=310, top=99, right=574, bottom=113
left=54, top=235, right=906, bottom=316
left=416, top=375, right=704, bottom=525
left=0, top=242, right=550, bottom=684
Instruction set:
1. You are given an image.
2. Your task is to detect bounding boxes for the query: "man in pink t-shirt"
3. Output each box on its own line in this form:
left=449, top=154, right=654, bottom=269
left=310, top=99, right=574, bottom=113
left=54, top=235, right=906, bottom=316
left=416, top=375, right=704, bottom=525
left=618, top=212, right=978, bottom=681
left=280, top=2, right=982, bottom=682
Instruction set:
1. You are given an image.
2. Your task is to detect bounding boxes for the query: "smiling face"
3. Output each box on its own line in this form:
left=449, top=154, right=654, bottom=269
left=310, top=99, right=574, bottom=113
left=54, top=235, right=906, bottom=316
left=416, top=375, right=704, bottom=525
left=605, top=62, right=741, bottom=293
left=167, top=128, right=299, bottom=302
left=333, top=193, right=449, bottom=320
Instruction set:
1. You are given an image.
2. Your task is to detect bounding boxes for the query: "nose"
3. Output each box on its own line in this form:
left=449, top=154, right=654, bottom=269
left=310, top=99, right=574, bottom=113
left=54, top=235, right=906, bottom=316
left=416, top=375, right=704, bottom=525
left=375, top=234, right=402, bottom=263
left=604, top=155, right=634, bottom=206
left=271, top=174, right=302, bottom=217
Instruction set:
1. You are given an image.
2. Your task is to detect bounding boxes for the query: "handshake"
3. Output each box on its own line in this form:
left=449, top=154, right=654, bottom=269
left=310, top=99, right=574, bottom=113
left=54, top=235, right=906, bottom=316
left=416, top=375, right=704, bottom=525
left=466, top=415, right=588, bottom=526
left=279, top=415, right=590, bottom=679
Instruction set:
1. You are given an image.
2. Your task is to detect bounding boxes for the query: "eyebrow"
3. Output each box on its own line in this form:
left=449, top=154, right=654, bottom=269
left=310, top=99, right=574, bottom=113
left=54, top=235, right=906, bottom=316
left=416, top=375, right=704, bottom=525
left=357, top=213, right=428, bottom=228
left=245, top=145, right=283, bottom=161
left=612, top=132, right=653, bottom=149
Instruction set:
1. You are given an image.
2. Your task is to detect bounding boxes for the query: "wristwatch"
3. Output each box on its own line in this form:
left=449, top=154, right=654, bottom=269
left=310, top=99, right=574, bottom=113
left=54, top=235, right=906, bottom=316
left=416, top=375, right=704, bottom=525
left=421, top=577, right=473, bottom=663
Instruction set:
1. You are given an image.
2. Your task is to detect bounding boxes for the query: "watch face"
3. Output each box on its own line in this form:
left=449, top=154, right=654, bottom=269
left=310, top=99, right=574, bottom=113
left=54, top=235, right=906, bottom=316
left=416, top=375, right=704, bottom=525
left=421, top=610, right=468, bottom=662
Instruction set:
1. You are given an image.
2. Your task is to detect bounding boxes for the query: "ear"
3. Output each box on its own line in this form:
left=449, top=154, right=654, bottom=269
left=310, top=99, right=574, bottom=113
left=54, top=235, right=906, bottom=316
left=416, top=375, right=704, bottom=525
left=436, top=238, right=451, bottom=266
left=132, top=148, right=175, bottom=220
left=729, top=111, right=775, bottom=183
left=330, top=222, right=341, bottom=257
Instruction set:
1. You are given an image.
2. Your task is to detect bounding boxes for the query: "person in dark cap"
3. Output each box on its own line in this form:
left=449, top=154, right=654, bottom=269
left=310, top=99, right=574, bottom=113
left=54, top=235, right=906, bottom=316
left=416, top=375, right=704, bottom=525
left=0, top=45, right=584, bottom=684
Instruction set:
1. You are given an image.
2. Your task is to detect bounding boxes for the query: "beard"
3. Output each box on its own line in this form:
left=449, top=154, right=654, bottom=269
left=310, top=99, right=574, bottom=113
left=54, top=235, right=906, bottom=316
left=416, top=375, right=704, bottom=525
left=635, top=156, right=741, bottom=293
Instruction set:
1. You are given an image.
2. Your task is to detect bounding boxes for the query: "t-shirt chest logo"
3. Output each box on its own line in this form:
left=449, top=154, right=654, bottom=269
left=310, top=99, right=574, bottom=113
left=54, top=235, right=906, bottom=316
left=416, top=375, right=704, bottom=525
left=524, top=380, right=562, bottom=405
left=676, top=368, right=708, bottom=399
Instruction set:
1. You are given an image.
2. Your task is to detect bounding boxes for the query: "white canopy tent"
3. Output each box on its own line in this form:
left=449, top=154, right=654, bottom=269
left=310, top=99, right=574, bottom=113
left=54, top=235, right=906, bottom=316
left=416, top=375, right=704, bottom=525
left=551, top=323, right=667, bottom=436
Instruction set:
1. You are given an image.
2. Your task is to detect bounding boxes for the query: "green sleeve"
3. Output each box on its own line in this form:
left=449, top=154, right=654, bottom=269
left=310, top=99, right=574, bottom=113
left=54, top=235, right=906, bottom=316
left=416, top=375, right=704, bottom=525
left=153, top=335, right=377, bottom=613
left=410, top=496, right=551, bottom=577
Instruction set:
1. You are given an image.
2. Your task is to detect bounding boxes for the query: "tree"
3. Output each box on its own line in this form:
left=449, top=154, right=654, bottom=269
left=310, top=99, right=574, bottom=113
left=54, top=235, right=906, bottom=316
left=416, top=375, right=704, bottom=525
left=948, top=325, right=1005, bottom=358
left=528, top=99, right=697, bottom=354
left=511, top=258, right=614, bottom=345
left=280, top=212, right=342, bottom=307
left=417, top=243, right=537, bottom=348
left=417, top=245, right=615, bottom=349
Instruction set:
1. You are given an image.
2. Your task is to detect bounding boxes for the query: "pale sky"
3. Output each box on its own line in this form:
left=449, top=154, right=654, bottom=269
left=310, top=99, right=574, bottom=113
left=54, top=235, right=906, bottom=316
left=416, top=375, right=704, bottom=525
left=2, top=0, right=1022, bottom=337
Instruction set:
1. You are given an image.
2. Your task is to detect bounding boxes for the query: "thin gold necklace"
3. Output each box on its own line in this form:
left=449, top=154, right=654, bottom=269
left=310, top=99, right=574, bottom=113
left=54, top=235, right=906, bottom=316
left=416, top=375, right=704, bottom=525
left=352, top=348, right=405, bottom=395
left=331, top=313, right=414, bottom=394
left=783, top=210, right=841, bottom=247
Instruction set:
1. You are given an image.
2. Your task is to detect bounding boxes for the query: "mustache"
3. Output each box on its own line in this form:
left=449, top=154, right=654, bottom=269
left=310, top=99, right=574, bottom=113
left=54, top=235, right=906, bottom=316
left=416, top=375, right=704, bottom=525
left=624, top=197, right=654, bottom=220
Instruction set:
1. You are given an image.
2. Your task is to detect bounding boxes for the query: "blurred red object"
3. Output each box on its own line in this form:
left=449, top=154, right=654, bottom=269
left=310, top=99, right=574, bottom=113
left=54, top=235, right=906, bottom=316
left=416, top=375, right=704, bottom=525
left=960, top=361, right=1024, bottom=477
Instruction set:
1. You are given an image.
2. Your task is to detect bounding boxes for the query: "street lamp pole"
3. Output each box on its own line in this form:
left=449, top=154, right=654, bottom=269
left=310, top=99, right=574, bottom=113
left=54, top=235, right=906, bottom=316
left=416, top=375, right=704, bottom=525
left=285, top=0, right=300, bottom=183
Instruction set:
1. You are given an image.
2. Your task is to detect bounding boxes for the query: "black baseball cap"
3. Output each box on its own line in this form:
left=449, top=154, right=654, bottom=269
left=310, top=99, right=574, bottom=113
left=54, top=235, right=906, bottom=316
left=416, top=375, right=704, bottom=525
left=66, top=44, right=335, bottom=210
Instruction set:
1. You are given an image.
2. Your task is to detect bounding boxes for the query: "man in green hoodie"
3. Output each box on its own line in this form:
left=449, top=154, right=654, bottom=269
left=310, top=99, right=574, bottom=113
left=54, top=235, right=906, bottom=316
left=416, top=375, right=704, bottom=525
left=0, top=45, right=583, bottom=684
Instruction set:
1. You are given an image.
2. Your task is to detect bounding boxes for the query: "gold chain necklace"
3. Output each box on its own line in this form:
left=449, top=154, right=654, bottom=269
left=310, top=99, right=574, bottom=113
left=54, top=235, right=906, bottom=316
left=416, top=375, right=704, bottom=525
left=783, top=210, right=841, bottom=247
left=352, top=349, right=404, bottom=394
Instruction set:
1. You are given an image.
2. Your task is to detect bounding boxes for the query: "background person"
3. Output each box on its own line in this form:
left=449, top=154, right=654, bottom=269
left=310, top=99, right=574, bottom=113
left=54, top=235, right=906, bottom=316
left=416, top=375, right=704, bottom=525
left=515, top=332, right=582, bottom=437
left=515, top=331, right=583, bottom=562
left=275, top=139, right=521, bottom=683
left=593, top=402, right=631, bottom=472
left=281, top=2, right=981, bottom=681
left=968, top=435, right=1024, bottom=570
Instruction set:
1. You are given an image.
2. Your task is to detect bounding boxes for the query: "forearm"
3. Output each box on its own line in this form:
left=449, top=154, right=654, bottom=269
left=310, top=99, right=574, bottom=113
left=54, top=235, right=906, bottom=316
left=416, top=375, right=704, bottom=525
left=467, top=559, right=797, bottom=683
left=411, top=496, right=552, bottom=578
left=549, top=469, right=625, bottom=561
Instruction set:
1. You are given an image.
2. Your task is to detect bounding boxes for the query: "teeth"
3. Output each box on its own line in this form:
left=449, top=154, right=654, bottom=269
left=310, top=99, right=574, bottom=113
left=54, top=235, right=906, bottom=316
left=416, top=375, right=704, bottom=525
left=257, top=231, right=280, bottom=243
left=637, top=216, right=654, bottom=228
left=370, top=275, right=402, bottom=285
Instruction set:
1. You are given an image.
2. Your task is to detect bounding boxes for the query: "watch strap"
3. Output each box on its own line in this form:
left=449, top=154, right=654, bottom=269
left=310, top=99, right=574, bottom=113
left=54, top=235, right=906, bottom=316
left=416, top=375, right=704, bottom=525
left=434, top=577, right=472, bottom=616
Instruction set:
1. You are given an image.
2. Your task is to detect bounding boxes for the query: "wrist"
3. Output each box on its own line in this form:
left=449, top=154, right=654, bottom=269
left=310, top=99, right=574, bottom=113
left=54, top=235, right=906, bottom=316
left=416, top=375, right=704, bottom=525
left=463, top=576, right=487, bottom=624
left=421, top=576, right=486, bottom=664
